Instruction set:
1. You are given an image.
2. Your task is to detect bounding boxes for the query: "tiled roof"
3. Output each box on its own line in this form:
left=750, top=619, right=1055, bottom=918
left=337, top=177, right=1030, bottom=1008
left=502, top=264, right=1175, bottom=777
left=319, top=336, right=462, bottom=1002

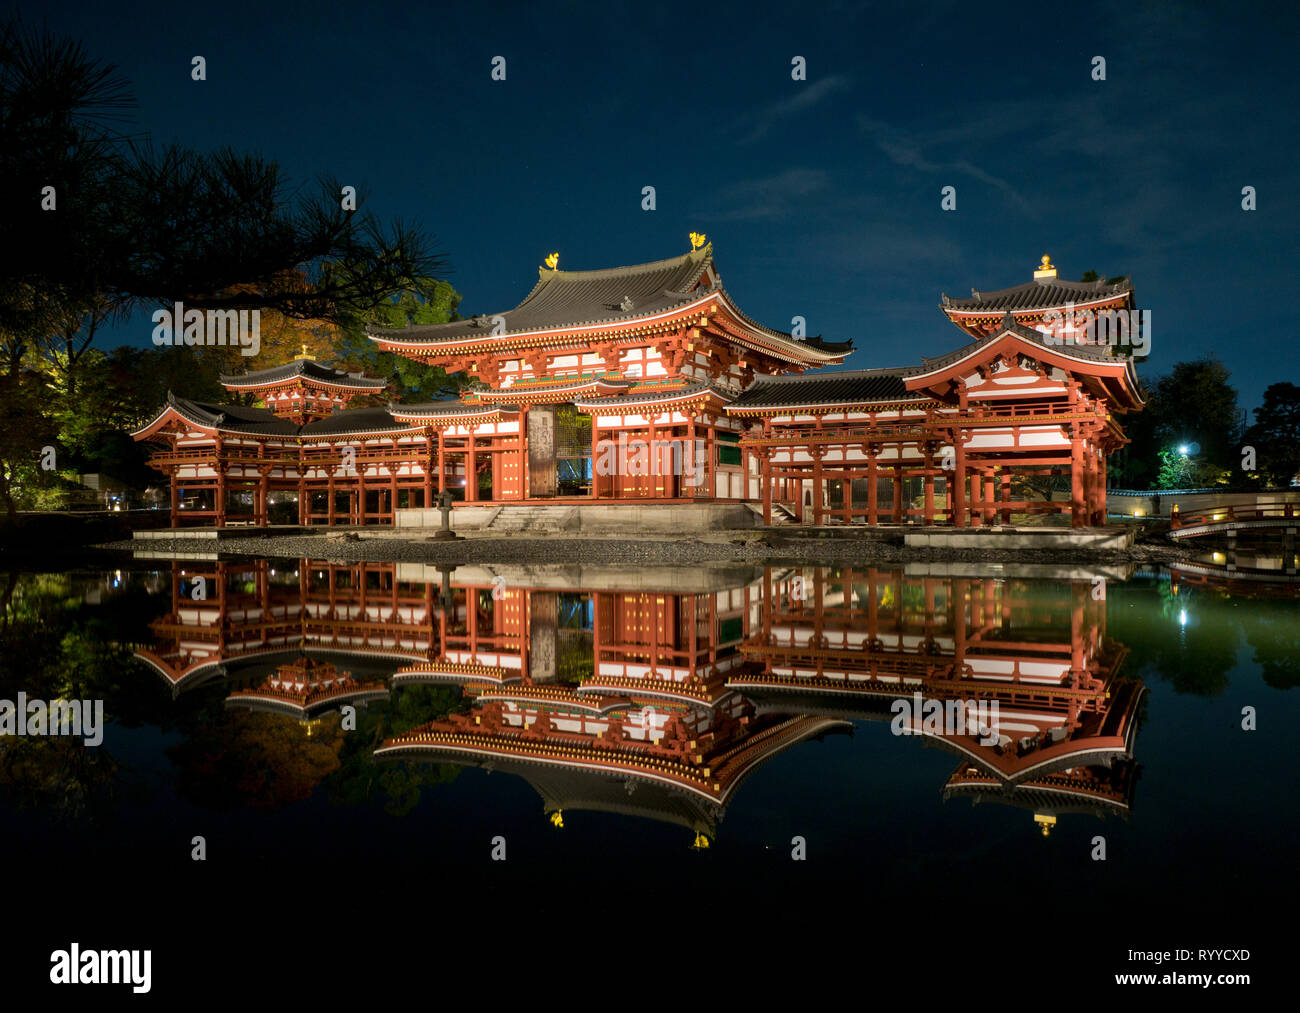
left=942, top=276, right=1132, bottom=312
left=726, top=369, right=927, bottom=410
left=573, top=381, right=733, bottom=407
left=159, top=395, right=416, bottom=437
left=918, top=314, right=1120, bottom=373
left=392, top=400, right=516, bottom=417
left=373, top=247, right=716, bottom=343
left=299, top=406, right=412, bottom=435
left=219, top=358, right=387, bottom=388
left=369, top=244, right=850, bottom=360
left=165, top=395, right=299, bottom=435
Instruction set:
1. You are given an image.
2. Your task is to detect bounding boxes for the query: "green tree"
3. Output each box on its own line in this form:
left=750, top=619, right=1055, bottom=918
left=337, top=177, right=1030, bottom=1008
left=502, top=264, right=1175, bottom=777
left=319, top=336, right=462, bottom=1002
left=1114, top=359, right=1242, bottom=489
left=2, top=18, right=445, bottom=370
left=331, top=272, right=467, bottom=401
left=1243, top=382, right=1300, bottom=487
left=0, top=369, right=63, bottom=519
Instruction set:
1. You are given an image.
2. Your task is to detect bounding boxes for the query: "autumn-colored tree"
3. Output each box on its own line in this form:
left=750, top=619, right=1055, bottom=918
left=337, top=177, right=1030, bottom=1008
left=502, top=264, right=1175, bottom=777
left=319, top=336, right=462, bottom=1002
left=167, top=710, right=345, bottom=811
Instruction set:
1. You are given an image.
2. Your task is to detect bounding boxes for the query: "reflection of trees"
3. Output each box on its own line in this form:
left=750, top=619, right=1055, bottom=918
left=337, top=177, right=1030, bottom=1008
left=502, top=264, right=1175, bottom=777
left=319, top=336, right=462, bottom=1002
left=167, top=711, right=344, bottom=811
left=1, top=570, right=157, bottom=699
left=327, top=684, right=465, bottom=816
left=1241, top=603, right=1300, bottom=690
left=1106, top=580, right=1240, bottom=696
left=0, top=736, right=118, bottom=818
left=0, top=569, right=175, bottom=819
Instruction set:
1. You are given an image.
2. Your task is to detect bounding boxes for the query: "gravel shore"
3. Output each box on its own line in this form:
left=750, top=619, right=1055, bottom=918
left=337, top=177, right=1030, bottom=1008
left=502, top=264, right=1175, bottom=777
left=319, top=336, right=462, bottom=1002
left=101, top=530, right=1194, bottom=567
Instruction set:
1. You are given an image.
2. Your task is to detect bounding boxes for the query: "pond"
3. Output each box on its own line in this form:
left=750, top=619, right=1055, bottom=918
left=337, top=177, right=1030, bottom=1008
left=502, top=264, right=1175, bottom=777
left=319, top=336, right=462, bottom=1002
left=1, top=554, right=1294, bottom=982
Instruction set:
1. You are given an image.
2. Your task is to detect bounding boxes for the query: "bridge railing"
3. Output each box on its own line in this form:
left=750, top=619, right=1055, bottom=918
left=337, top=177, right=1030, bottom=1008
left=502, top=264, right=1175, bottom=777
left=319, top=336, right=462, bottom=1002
left=1171, top=503, right=1298, bottom=530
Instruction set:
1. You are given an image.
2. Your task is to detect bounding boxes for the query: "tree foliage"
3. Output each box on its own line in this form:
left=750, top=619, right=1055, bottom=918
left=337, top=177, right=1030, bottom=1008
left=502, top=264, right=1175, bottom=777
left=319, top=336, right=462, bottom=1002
left=1112, top=359, right=1243, bottom=489
left=0, top=18, right=456, bottom=519
left=1243, top=382, right=1300, bottom=487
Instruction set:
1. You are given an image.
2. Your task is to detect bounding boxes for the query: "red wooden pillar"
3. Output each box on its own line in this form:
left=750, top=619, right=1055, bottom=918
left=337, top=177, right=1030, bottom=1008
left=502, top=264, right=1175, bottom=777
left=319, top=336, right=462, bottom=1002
left=1097, top=446, right=1108, bottom=525
left=892, top=466, right=903, bottom=524
left=1070, top=427, right=1084, bottom=527
left=923, top=451, right=935, bottom=525
left=423, top=430, right=434, bottom=508
left=466, top=432, right=477, bottom=503
left=169, top=468, right=179, bottom=528
left=707, top=421, right=717, bottom=500
left=214, top=434, right=226, bottom=528
left=813, top=448, right=824, bottom=525
left=437, top=429, right=447, bottom=494
left=867, top=453, right=878, bottom=525
left=1000, top=470, right=1012, bottom=525
left=762, top=450, right=773, bottom=525
left=687, top=417, right=697, bottom=499
left=357, top=455, right=366, bottom=526
left=953, top=432, right=967, bottom=528
left=591, top=415, right=601, bottom=500
left=969, top=470, right=982, bottom=527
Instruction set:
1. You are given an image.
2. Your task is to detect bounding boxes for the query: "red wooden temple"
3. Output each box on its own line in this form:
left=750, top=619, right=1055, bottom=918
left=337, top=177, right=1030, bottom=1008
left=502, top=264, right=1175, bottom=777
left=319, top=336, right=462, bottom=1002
left=132, top=244, right=1143, bottom=527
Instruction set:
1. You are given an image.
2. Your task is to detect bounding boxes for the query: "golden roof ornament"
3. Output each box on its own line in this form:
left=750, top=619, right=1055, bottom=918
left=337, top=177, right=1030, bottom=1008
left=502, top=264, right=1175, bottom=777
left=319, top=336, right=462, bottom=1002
left=689, top=232, right=707, bottom=250
left=1034, top=812, right=1058, bottom=836
left=1033, top=254, right=1057, bottom=280
left=543, top=252, right=559, bottom=270
left=293, top=342, right=313, bottom=360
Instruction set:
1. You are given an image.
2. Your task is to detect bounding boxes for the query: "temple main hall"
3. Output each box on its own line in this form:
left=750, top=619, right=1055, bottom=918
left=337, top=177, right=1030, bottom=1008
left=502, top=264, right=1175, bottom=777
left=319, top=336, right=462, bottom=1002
left=132, top=241, right=1144, bottom=528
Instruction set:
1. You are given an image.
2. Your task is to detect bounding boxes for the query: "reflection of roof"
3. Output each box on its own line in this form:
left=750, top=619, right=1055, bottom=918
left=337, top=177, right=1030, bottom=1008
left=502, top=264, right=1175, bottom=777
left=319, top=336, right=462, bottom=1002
left=429, top=754, right=726, bottom=836
left=727, top=368, right=926, bottom=411
left=942, top=760, right=1138, bottom=820
left=376, top=715, right=850, bottom=804
left=220, top=359, right=387, bottom=389
left=225, top=656, right=389, bottom=716
left=942, top=276, right=1132, bottom=313
left=924, top=680, right=1145, bottom=784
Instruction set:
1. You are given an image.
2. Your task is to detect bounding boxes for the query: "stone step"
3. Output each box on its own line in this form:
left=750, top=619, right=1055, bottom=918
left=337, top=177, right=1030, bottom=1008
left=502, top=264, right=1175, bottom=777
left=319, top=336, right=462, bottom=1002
left=487, top=506, right=576, bottom=532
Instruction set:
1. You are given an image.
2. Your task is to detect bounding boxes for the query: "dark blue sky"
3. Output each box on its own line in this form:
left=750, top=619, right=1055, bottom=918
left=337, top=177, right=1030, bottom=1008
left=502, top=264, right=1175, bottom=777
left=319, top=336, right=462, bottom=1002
left=18, top=0, right=1300, bottom=414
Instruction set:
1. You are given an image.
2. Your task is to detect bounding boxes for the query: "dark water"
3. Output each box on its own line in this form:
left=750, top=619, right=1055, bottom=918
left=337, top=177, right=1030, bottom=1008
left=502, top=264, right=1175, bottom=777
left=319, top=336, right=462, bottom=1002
left=1, top=555, right=1294, bottom=990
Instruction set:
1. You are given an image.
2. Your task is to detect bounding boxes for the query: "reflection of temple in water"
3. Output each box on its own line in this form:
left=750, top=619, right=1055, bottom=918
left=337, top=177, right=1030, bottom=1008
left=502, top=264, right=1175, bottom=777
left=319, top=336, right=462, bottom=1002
left=132, top=560, right=442, bottom=695
left=225, top=654, right=389, bottom=718
left=734, top=568, right=1143, bottom=830
left=133, top=560, right=1144, bottom=838
left=377, top=564, right=847, bottom=842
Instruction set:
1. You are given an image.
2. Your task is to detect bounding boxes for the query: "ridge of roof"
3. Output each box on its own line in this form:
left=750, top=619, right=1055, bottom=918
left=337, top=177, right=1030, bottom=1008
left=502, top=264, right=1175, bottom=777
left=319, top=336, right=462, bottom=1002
left=367, top=245, right=850, bottom=362
left=573, top=381, right=733, bottom=407
left=919, top=313, right=1124, bottom=372
left=727, top=370, right=926, bottom=410
left=743, top=365, right=920, bottom=385
left=219, top=358, right=387, bottom=387
left=531, top=244, right=712, bottom=283
left=941, top=274, right=1133, bottom=311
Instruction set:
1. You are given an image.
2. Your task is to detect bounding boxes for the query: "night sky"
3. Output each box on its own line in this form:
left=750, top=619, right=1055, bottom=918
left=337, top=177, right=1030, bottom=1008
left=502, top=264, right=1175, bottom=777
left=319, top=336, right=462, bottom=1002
left=17, top=0, right=1299, bottom=414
